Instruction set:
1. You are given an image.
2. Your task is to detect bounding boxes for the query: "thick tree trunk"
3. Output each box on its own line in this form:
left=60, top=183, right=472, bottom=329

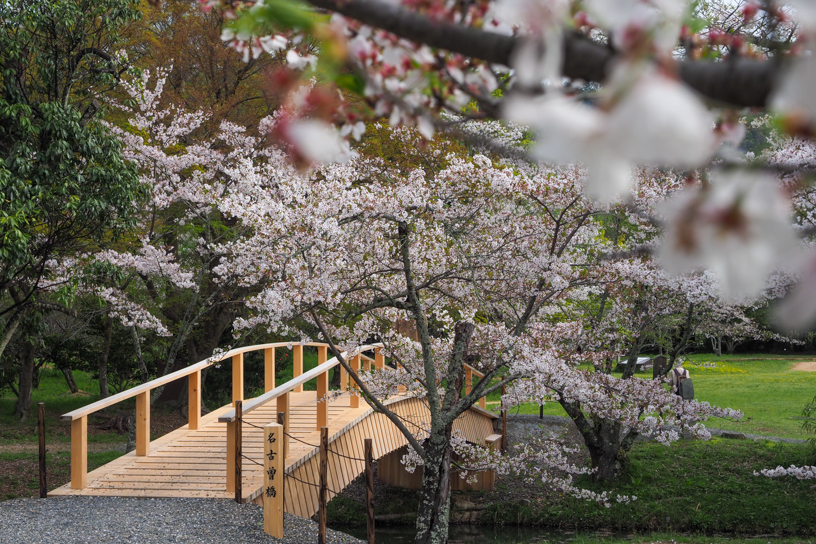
left=561, top=400, right=637, bottom=482
left=99, top=316, right=112, bottom=398
left=14, top=342, right=35, bottom=420
left=588, top=425, right=625, bottom=481
left=414, top=425, right=453, bottom=544
left=61, top=368, right=79, bottom=394
left=724, top=337, right=737, bottom=355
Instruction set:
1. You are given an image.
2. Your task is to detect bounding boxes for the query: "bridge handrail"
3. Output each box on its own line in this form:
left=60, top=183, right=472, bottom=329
left=218, top=343, right=384, bottom=423
left=59, top=341, right=330, bottom=422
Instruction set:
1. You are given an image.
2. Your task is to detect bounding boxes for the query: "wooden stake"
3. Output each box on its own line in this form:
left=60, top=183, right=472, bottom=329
left=235, top=400, right=242, bottom=503
left=318, top=427, right=328, bottom=544
left=277, top=394, right=289, bottom=459
left=263, top=422, right=284, bottom=538
left=277, top=411, right=287, bottom=510
left=38, top=402, right=46, bottom=498
left=365, top=438, right=375, bottom=544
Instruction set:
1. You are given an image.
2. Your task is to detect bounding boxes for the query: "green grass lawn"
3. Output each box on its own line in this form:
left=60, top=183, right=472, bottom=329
left=494, top=438, right=816, bottom=535
left=488, top=353, right=816, bottom=439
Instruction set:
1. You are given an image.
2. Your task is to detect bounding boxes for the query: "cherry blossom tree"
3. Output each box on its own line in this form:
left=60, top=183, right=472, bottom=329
left=54, top=69, right=306, bottom=406
left=219, top=122, right=630, bottom=542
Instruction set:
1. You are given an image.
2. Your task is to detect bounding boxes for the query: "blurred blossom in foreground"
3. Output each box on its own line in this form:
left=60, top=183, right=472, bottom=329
left=503, top=70, right=715, bottom=203
left=657, top=170, right=800, bottom=301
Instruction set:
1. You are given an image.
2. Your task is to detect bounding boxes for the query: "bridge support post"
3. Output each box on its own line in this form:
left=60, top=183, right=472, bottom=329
left=318, top=427, right=328, bottom=544
left=350, top=354, right=360, bottom=408
left=265, top=348, right=275, bottom=392
left=226, top=412, right=236, bottom=493
left=374, top=348, right=384, bottom=370
left=70, top=416, right=87, bottom=489
left=188, top=370, right=201, bottom=431
left=232, top=352, right=244, bottom=402
left=317, top=357, right=328, bottom=430
left=263, top=422, right=284, bottom=539
left=136, top=391, right=150, bottom=456
left=317, top=375, right=328, bottom=429
left=293, top=345, right=303, bottom=393
left=365, top=438, right=375, bottom=544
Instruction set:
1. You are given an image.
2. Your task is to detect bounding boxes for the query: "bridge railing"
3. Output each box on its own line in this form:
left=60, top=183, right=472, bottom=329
left=59, top=341, right=336, bottom=490
left=60, top=339, right=490, bottom=492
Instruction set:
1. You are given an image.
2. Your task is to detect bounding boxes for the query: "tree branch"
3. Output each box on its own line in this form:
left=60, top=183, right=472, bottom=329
left=305, top=0, right=779, bottom=108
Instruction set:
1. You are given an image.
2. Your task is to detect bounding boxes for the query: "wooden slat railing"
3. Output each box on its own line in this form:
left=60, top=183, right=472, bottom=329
left=60, top=341, right=333, bottom=490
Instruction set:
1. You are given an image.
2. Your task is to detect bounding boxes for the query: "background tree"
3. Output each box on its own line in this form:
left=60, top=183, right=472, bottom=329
left=0, top=0, right=144, bottom=419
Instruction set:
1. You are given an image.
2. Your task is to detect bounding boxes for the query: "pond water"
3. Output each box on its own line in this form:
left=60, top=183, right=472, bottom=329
left=334, top=524, right=584, bottom=543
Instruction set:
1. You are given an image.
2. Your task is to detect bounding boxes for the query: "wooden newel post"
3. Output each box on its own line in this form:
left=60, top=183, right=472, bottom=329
left=318, top=427, right=328, bottom=544
left=188, top=370, right=201, bottom=430
left=263, top=422, right=284, bottom=539
left=38, top=402, right=46, bottom=498
left=235, top=400, right=242, bottom=503
left=70, top=416, right=87, bottom=489
left=365, top=438, right=375, bottom=544
left=136, top=391, right=150, bottom=456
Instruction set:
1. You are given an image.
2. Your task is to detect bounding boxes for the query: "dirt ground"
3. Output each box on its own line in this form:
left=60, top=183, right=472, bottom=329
left=791, top=362, right=816, bottom=371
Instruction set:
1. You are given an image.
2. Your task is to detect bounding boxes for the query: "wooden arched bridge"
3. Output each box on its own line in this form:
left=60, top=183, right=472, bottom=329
left=50, top=342, right=499, bottom=521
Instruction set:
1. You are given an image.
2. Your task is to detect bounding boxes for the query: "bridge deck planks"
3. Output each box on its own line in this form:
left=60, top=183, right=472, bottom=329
left=49, top=392, right=368, bottom=501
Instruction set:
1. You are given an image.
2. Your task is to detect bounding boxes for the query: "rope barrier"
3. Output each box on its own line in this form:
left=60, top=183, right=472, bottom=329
left=285, top=471, right=320, bottom=489
left=283, top=431, right=320, bottom=449
left=241, top=455, right=264, bottom=468
left=327, top=447, right=366, bottom=463
left=285, top=472, right=343, bottom=496
left=236, top=417, right=265, bottom=430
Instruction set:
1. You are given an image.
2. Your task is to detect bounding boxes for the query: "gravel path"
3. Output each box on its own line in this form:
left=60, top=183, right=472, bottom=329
left=0, top=497, right=364, bottom=544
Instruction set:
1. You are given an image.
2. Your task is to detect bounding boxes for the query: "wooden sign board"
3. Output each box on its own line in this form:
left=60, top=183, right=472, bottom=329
left=264, top=423, right=284, bottom=538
